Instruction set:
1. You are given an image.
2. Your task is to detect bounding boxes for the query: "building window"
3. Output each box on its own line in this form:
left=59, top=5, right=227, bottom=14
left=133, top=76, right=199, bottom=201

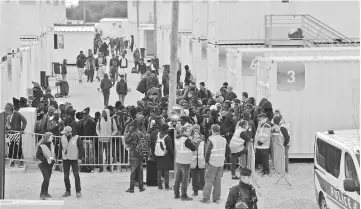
left=54, top=34, right=64, bottom=49
left=345, top=152, right=360, bottom=194
left=316, top=138, right=341, bottom=178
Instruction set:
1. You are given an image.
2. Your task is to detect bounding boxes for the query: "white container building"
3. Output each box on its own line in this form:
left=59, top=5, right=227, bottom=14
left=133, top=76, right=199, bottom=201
left=206, top=1, right=360, bottom=45
left=51, top=24, right=95, bottom=65
left=255, top=56, right=360, bottom=158
left=225, top=47, right=361, bottom=98
left=98, top=18, right=130, bottom=39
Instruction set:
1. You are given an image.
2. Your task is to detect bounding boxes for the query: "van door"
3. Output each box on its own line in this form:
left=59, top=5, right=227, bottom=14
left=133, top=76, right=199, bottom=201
left=341, top=152, right=360, bottom=209
left=314, top=138, right=343, bottom=209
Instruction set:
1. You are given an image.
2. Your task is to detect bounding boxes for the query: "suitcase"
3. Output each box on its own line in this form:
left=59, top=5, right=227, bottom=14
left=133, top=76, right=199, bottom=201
left=146, top=159, right=158, bottom=186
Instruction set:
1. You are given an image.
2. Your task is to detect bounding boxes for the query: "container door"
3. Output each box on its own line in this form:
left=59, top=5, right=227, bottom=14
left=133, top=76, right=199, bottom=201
left=145, top=30, right=155, bottom=56
left=255, top=58, right=270, bottom=103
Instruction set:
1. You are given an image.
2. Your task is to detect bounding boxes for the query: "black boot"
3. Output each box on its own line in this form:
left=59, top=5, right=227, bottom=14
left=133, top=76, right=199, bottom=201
left=126, top=182, right=135, bottom=193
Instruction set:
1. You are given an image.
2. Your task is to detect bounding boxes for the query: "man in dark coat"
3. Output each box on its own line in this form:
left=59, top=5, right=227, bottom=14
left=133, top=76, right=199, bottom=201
left=225, top=168, right=258, bottom=209
left=184, top=65, right=192, bottom=84
left=125, top=115, right=147, bottom=193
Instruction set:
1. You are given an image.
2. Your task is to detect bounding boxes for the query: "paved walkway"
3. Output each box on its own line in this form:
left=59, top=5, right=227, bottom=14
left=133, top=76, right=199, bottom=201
left=4, top=163, right=318, bottom=209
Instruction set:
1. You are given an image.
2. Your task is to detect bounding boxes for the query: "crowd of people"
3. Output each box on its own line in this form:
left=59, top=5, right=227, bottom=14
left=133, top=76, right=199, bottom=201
left=4, top=59, right=291, bottom=208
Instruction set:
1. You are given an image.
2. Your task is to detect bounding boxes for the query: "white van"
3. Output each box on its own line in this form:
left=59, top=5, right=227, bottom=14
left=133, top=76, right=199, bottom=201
left=314, top=129, right=360, bottom=209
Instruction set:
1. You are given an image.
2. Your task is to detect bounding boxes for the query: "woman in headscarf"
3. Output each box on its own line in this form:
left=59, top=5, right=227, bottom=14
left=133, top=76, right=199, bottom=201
left=96, top=109, right=118, bottom=172
left=36, top=132, right=55, bottom=200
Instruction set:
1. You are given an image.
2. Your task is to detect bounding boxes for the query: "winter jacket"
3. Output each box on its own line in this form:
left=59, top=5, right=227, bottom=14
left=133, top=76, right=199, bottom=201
left=139, top=63, right=147, bottom=74
left=225, top=182, right=258, bottom=209
left=36, top=142, right=55, bottom=166
left=76, top=54, right=86, bottom=68
left=198, top=89, right=212, bottom=99
left=146, top=76, right=159, bottom=91
left=61, top=64, right=67, bottom=74
left=116, top=81, right=128, bottom=95
left=86, top=57, right=96, bottom=71
left=84, top=118, right=97, bottom=136
left=184, top=69, right=192, bottom=84
left=224, top=92, right=237, bottom=101
left=119, top=58, right=128, bottom=68
left=100, top=76, right=112, bottom=90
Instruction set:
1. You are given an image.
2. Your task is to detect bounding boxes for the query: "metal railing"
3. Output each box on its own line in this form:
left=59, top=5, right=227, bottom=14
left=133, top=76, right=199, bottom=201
left=4, top=131, right=140, bottom=171
left=265, top=14, right=360, bottom=47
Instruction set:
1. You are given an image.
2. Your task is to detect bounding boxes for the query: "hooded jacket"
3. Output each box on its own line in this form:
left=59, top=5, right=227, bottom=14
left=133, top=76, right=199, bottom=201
left=96, top=109, right=118, bottom=142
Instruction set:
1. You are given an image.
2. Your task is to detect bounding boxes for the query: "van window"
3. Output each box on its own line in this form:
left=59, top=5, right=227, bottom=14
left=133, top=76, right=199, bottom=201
left=316, top=138, right=341, bottom=178
left=345, top=152, right=360, bottom=194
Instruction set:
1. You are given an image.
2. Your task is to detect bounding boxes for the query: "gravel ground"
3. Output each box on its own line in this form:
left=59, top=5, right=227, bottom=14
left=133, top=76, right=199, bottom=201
left=4, top=162, right=318, bottom=209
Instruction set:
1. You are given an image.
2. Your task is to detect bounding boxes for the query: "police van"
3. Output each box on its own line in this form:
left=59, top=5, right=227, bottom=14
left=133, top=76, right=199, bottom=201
left=314, top=129, right=360, bottom=209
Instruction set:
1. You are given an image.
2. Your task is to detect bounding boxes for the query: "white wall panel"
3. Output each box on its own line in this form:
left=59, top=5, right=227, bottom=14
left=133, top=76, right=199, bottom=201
left=52, top=32, right=94, bottom=65
left=257, top=58, right=360, bottom=158
left=192, top=1, right=208, bottom=39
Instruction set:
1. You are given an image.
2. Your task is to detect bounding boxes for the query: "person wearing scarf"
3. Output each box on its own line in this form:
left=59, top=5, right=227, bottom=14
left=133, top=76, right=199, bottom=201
left=96, top=109, right=118, bottom=172
left=36, top=132, right=55, bottom=200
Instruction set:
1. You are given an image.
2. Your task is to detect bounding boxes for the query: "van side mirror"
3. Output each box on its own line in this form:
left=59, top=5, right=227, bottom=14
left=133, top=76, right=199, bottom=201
left=344, top=178, right=359, bottom=192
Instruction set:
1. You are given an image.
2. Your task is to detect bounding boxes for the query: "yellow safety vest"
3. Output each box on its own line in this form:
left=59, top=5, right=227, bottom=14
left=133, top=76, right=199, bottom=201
left=209, top=135, right=227, bottom=167
left=61, top=135, right=79, bottom=160
left=175, top=136, right=193, bottom=164
left=191, top=141, right=205, bottom=169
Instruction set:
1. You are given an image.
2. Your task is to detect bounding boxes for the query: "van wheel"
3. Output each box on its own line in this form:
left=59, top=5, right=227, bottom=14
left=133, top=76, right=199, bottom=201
left=319, top=195, right=327, bottom=209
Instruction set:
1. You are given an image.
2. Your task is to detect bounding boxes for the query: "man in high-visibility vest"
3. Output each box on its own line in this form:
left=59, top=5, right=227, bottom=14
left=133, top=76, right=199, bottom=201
left=200, top=124, right=231, bottom=204
left=173, top=126, right=197, bottom=201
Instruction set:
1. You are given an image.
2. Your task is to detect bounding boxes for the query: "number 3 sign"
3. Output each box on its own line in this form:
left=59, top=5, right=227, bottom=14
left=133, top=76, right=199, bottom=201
left=277, top=62, right=305, bottom=91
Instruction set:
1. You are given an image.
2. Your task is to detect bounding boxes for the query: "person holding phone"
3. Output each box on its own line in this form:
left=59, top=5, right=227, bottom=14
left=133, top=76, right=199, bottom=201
left=36, top=132, right=56, bottom=200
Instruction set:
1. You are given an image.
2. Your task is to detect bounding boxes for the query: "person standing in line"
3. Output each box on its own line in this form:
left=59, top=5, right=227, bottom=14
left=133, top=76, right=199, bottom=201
left=116, top=74, right=128, bottom=106
left=254, top=112, right=272, bottom=176
left=4, top=103, right=27, bottom=168
left=96, top=109, right=118, bottom=172
left=36, top=132, right=55, bottom=200
left=60, top=126, right=84, bottom=198
left=154, top=123, right=174, bottom=190
left=124, top=115, right=147, bottom=193
left=173, top=126, right=197, bottom=201
left=119, top=53, right=128, bottom=82
left=85, top=54, right=96, bottom=83
left=100, top=73, right=112, bottom=108
left=76, top=51, right=86, bottom=84
left=190, top=124, right=206, bottom=197
left=200, top=124, right=231, bottom=204
left=61, top=59, right=67, bottom=81
left=133, top=48, right=141, bottom=70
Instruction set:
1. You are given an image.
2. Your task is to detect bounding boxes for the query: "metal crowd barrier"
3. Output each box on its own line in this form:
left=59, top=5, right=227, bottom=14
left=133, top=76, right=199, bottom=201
left=4, top=131, right=141, bottom=171
left=271, top=134, right=291, bottom=186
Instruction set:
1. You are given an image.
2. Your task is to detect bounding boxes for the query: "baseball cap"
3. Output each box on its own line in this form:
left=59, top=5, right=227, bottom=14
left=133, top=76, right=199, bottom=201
left=61, top=126, right=72, bottom=135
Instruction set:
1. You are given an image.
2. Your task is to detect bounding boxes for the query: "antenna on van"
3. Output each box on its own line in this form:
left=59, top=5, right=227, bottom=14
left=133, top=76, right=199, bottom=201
left=352, top=114, right=360, bottom=139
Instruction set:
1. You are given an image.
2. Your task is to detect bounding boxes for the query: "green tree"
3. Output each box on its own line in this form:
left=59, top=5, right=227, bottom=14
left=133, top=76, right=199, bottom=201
left=66, top=1, right=127, bottom=22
